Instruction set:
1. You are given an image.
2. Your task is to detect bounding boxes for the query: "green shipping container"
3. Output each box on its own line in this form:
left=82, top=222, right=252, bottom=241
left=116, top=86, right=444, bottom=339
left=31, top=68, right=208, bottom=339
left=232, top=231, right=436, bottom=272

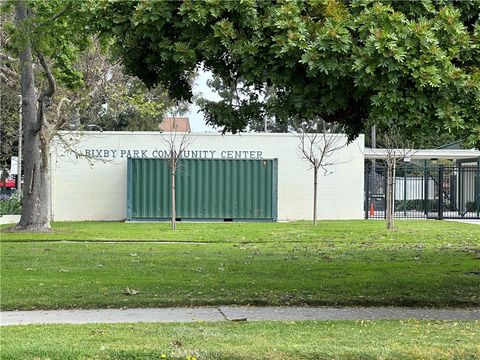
left=127, top=158, right=278, bottom=221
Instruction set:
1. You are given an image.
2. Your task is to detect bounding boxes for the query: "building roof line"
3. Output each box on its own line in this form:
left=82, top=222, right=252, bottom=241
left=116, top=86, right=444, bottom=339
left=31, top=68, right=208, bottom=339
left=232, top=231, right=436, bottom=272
left=364, top=148, right=480, bottom=160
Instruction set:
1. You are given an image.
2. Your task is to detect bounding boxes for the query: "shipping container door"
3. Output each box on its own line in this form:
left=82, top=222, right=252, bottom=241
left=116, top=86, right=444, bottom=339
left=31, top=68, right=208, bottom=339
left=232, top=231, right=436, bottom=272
left=127, top=158, right=277, bottom=221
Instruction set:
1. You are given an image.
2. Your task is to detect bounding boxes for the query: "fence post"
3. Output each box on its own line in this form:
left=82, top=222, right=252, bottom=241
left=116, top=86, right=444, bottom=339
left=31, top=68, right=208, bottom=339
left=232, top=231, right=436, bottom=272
left=450, top=169, right=456, bottom=214
left=403, top=163, right=407, bottom=217
left=458, top=164, right=463, bottom=216
left=438, top=165, right=444, bottom=220
left=424, top=161, right=428, bottom=216
left=365, top=164, right=370, bottom=219
left=476, top=160, right=480, bottom=217
left=383, top=166, right=388, bottom=219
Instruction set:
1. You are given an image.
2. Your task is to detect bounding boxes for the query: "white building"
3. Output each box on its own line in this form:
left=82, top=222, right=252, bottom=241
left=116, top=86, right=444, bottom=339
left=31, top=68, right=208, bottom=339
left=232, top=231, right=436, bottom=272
left=51, top=132, right=365, bottom=221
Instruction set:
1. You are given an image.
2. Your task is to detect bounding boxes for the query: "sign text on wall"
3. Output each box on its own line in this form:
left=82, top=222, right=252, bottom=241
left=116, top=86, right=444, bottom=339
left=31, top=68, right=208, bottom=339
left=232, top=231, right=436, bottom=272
left=83, top=149, right=264, bottom=159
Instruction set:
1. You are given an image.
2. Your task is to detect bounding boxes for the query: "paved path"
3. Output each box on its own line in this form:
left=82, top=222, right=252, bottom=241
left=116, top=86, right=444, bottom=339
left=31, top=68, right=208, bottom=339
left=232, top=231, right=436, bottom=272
left=1, top=306, right=479, bottom=326
left=445, top=219, right=480, bottom=225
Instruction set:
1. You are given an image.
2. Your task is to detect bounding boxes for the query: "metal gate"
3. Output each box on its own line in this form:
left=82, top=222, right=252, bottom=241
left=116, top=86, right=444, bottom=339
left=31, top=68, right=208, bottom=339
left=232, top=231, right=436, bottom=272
left=365, top=163, right=480, bottom=220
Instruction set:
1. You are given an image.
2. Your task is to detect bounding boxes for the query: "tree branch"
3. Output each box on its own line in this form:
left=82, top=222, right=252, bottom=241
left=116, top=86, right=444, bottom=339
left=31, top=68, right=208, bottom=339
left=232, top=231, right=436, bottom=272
left=38, top=53, right=56, bottom=98
left=0, top=64, right=18, bottom=79
left=53, top=132, right=110, bottom=166
left=48, top=1, right=72, bottom=23
left=34, top=52, right=56, bottom=133
left=49, top=97, right=72, bottom=134
left=0, top=52, right=18, bottom=63
left=296, top=119, right=347, bottom=173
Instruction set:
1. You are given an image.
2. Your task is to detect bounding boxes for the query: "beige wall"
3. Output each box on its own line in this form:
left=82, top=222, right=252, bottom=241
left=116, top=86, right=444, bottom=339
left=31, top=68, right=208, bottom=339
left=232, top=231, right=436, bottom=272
left=51, top=132, right=365, bottom=221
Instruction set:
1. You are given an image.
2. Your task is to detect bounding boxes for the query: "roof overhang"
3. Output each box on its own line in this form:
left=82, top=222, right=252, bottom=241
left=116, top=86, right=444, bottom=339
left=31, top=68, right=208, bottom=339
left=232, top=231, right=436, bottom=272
left=364, top=148, right=480, bottom=161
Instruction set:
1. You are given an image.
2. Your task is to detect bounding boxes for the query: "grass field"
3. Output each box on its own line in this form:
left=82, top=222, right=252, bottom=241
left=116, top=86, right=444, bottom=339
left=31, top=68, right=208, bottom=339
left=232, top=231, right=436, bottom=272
left=1, top=219, right=478, bottom=243
left=1, top=220, right=479, bottom=310
left=2, top=320, right=479, bottom=359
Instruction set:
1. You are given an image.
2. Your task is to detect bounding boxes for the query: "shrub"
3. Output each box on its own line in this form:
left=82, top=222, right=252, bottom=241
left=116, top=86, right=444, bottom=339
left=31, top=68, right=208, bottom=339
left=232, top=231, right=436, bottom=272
left=0, top=193, right=22, bottom=215
left=466, top=201, right=478, bottom=213
left=395, top=199, right=438, bottom=212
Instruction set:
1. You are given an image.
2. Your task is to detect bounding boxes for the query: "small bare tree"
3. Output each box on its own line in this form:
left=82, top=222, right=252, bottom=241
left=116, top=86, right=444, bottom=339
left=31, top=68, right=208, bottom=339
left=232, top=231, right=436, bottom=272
left=383, top=137, right=398, bottom=230
left=296, top=119, right=347, bottom=225
left=369, top=129, right=416, bottom=230
left=161, top=115, right=193, bottom=231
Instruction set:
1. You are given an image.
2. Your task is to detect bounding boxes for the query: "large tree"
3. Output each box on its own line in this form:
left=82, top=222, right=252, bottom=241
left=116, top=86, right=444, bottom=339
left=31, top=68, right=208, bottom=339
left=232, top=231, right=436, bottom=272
left=95, top=0, right=480, bottom=148
left=4, top=1, right=189, bottom=230
left=9, top=0, right=94, bottom=231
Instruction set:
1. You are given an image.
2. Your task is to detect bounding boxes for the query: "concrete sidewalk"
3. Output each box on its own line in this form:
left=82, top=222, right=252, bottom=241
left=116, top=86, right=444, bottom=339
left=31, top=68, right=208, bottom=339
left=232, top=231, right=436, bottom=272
left=2, top=306, right=479, bottom=326
left=445, top=219, right=480, bottom=225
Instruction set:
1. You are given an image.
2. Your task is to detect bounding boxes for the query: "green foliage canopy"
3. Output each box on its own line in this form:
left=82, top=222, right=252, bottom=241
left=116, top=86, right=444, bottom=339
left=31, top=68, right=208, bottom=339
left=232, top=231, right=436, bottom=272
left=94, top=0, right=480, bottom=148
left=1, top=1, right=188, bottom=136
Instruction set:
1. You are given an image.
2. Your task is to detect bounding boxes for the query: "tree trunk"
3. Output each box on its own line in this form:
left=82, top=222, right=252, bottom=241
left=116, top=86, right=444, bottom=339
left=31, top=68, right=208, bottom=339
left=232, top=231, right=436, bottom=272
left=171, top=161, right=176, bottom=231
left=391, top=159, right=396, bottom=229
left=386, top=160, right=395, bottom=230
left=313, top=168, right=318, bottom=225
left=386, top=165, right=392, bottom=229
left=70, top=108, right=80, bottom=129
left=14, top=0, right=51, bottom=231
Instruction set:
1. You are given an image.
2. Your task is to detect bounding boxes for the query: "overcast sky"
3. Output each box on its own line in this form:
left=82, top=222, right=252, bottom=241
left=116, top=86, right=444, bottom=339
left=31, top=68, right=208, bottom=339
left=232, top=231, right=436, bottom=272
left=185, top=70, right=219, bottom=132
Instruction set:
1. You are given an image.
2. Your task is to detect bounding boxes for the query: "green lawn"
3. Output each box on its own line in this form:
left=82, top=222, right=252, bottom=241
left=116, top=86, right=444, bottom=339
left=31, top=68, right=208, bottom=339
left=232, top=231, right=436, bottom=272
left=1, top=221, right=479, bottom=310
left=2, top=320, right=479, bottom=360
left=1, top=219, right=478, bottom=243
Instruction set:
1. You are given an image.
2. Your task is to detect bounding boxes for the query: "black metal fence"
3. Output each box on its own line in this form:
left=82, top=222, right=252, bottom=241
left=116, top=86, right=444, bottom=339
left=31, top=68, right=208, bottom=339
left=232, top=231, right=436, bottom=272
left=365, top=162, right=480, bottom=220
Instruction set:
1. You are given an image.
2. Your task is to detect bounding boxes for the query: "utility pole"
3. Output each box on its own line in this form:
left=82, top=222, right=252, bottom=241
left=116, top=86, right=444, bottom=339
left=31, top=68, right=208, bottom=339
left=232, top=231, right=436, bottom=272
left=17, top=95, right=22, bottom=193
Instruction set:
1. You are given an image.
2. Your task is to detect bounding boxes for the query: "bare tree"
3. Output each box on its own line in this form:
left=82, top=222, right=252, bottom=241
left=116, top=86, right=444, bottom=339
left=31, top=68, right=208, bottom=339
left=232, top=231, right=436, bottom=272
left=161, top=114, right=193, bottom=231
left=383, top=137, right=398, bottom=230
left=368, top=129, right=416, bottom=229
left=383, top=134, right=417, bottom=230
left=296, top=120, right=347, bottom=225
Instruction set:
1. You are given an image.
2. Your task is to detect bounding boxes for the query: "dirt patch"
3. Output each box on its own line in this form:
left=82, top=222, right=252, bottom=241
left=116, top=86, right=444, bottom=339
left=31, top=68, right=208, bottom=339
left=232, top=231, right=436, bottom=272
left=3, top=225, right=53, bottom=233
